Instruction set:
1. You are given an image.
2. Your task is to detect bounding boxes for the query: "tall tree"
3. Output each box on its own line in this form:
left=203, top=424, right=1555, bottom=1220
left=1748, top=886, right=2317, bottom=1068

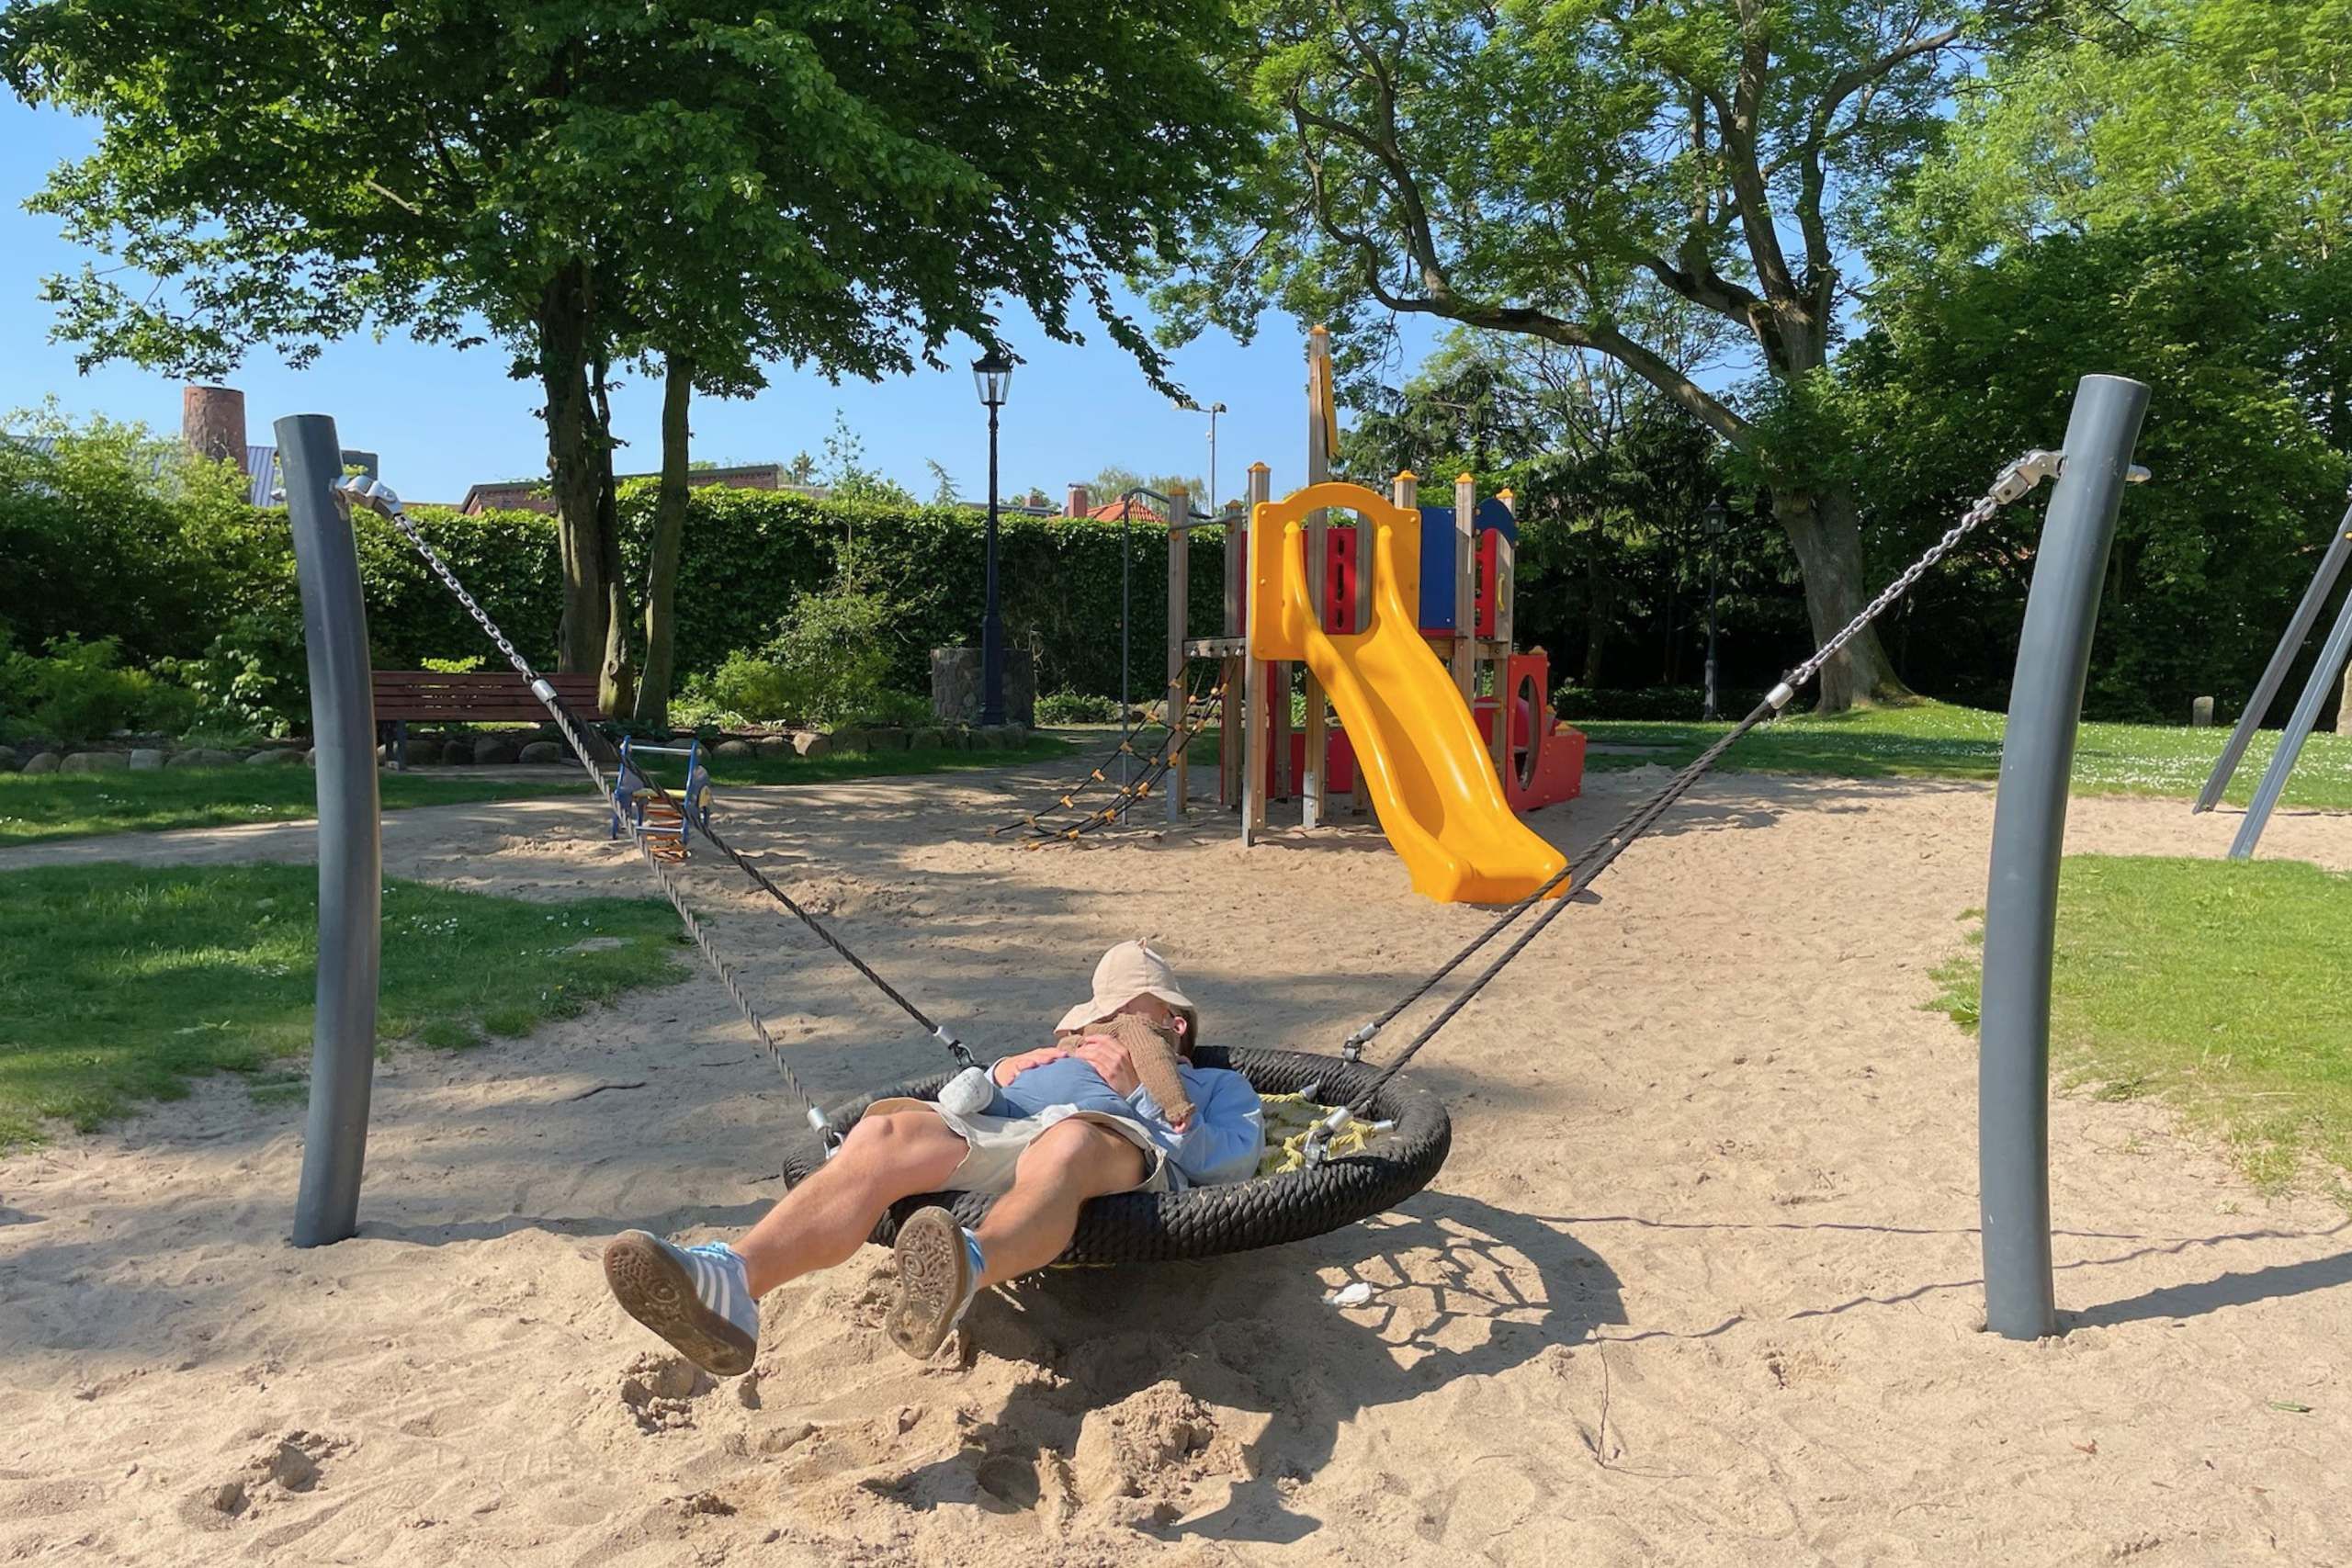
left=1159, top=0, right=2012, bottom=708
left=4, top=0, right=1256, bottom=708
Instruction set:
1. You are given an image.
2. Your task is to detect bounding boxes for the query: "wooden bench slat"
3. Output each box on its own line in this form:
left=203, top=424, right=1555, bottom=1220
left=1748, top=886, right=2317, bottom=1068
left=369, top=669, right=607, bottom=722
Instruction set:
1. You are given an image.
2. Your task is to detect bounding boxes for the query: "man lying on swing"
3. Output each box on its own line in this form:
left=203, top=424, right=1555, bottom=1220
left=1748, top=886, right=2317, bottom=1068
left=603, top=941, right=1265, bottom=1372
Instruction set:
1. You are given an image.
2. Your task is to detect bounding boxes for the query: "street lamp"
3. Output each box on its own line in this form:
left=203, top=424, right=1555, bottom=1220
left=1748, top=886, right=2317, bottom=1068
left=1702, top=498, right=1727, bottom=721
left=1179, top=399, right=1227, bottom=513
left=973, top=349, right=1014, bottom=726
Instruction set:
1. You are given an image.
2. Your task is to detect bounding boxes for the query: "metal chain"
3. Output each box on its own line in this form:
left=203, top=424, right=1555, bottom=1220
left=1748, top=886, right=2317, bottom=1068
left=1786, top=451, right=2059, bottom=693
left=340, top=479, right=958, bottom=1123
left=1331, top=447, right=2068, bottom=1110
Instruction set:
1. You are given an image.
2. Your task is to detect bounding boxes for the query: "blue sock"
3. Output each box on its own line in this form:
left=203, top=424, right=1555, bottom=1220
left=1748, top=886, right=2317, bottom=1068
left=960, top=1226, right=987, bottom=1288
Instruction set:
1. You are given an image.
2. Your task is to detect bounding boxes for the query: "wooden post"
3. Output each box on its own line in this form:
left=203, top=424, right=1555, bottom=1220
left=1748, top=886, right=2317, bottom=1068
left=1243, top=464, right=1272, bottom=844
left=2192, top=695, right=2215, bottom=728
left=1302, top=329, right=1331, bottom=828
left=2340, top=665, right=2352, bottom=737
left=1452, top=472, right=1476, bottom=702
left=1221, top=489, right=1244, bottom=809
left=1488, top=488, right=1518, bottom=778
left=1166, top=485, right=1190, bottom=823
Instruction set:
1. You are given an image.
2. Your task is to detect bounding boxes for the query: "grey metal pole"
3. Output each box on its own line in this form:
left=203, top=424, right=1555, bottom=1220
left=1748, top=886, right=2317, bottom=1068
left=2227, top=584, right=2352, bottom=860
left=2194, top=496, right=2352, bottom=812
left=283, top=414, right=383, bottom=1248
left=1979, top=374, right=2149, bottom=1340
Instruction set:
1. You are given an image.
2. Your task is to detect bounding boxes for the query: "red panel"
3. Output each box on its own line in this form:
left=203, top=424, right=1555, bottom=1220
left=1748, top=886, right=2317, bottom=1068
left=1475, top=532, right=1498, bottom=638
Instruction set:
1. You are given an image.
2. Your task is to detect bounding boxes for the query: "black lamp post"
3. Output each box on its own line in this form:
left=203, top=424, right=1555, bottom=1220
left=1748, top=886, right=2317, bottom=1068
left=972, top=349, right=1013, bottom=726
left=1702, top=498, right=1727, bottom=721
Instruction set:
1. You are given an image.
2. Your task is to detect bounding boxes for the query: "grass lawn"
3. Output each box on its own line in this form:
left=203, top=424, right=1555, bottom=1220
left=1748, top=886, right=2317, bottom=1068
left=1930, top=855, right=2352, bottom=1193
left=0, top=863, right=686, bottom=1152
left=0, top=733, right=1074, bottom=848
left=1570, top=699, right=2352, bottom=808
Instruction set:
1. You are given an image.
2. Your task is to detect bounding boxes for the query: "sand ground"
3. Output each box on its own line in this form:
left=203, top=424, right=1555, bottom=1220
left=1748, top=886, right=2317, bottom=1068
left=3, top=757, right=2349, bottom=1566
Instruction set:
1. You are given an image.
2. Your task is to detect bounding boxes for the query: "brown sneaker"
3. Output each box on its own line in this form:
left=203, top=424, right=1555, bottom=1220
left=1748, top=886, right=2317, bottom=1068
left=884, top=1207, right=978, bottom=1359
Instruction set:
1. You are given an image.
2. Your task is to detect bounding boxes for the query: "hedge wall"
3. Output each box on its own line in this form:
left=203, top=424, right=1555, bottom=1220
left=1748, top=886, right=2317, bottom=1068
left=334, top=488, right=1231, bottom=700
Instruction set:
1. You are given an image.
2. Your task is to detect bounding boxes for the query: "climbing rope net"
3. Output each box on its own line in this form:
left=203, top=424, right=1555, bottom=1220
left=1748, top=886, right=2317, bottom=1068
left=989, top=671, right=1228, bottom=843
left=344, top=446, right=2065, bottom=1162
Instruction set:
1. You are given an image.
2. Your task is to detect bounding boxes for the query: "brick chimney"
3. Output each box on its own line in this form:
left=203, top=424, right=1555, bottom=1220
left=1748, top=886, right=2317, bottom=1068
left=1066, top=483, right=1091, bottom=518
left=183, top=385, right=248, bottom=469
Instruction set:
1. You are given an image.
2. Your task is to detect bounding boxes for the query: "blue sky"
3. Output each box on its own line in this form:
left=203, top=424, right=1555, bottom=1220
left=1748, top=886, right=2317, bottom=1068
left=2, top=96, right=1434, bottom=510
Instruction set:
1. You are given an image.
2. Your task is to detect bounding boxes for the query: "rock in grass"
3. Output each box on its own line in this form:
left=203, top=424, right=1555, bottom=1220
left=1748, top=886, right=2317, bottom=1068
left=62, top=751, right=130, bottom=773
left=517, top=740, right=564, bottom=764
left=791, top=731, right=832, bottom=759
left=401, top=736, right=444, bottom=766
left=713, top=739, right=756, bottom=760
left=471, top=738, right=520, bottom=766
left=166, top=747, right=239, bottom=769
left=754, top=736, right=789, bottom=759
left=244, top=748, right=304, bottom=766
left=436, top=736, right=474, bottom=765
left=910, top=728, right=945, bottom=750
left=21, top=752, right=62, bottom=774
left=0, top=744, right=17, bottom=772
left=129, top=748, right=165, bottom=771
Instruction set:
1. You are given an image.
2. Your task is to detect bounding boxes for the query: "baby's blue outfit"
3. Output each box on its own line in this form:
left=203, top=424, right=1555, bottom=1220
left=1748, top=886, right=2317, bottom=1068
left=985, top=1055, right=1265, bottom=1189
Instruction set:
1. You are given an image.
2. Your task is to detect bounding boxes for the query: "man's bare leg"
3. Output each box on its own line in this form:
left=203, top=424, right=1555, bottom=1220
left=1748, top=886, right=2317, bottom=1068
left=886, top=1120, right=1147, bottom=1357
left=972, top=1121, right=1148, bottom=1286
left=604, top=1106, right=966, bottom=1373
left=733, top=1107, right=970, bottom=1296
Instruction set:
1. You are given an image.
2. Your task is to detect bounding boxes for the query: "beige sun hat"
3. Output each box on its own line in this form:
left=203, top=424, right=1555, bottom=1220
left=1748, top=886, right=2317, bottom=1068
left=1056, top=940, right=1202, bottom=1048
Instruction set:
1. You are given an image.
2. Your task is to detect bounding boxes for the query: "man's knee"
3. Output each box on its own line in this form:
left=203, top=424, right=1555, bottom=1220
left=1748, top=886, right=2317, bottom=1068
left=1015, top=1121, right=1145, bottom=1190
left=840, top=1111, right=962, bottom=1181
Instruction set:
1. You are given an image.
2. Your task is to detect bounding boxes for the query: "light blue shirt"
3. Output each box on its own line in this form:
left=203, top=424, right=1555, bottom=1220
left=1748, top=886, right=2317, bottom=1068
left=988, top=1055, right=1266, bottom=1190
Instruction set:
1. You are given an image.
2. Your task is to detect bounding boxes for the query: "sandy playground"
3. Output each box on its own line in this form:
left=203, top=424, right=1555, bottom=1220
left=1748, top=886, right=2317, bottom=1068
left=3, top=753, right=2350, bottom=1566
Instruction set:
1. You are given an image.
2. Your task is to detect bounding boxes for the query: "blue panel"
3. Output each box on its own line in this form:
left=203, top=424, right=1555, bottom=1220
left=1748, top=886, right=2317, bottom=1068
left=1475, top=495, right=1518, bottom=542
left=1418, top=505, right=1455, bottom=630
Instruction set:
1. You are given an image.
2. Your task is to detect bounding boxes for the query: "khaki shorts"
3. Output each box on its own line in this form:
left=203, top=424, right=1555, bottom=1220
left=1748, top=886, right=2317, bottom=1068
left=865, top=1097, right=1173, bottom=1196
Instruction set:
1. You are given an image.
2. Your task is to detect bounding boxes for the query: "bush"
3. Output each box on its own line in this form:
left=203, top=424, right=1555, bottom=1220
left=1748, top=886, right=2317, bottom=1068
left=695, top=572, right=913, bottom=728
left=1037, top=690, right=1123, bottom=724
left=160, top=607, right=312, bottom=737
left=0, top=633, right=198, bottom=743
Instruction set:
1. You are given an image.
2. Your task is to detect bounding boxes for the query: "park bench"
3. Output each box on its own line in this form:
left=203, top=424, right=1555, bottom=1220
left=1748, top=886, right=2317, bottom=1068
left=369, top=669, right=605, bottom=770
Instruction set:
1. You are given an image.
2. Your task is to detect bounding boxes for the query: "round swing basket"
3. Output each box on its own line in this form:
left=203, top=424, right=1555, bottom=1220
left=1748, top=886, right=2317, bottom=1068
left=775, top=1046, right=1452, bottom=1266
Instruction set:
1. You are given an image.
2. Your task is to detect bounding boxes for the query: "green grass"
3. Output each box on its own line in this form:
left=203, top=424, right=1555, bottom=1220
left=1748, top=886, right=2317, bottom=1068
left=1928, top=855, right=2352, bottom=1192
left=0, top=863, right=687, bottom=1151
left=1570, top=698, right=2352, bottom=808
left=0, top=734, right=1074, bottom=848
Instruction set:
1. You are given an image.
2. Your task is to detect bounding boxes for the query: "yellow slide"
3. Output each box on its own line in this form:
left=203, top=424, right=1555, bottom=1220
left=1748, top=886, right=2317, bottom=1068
left=1250, top=482, right=1568, bottom=904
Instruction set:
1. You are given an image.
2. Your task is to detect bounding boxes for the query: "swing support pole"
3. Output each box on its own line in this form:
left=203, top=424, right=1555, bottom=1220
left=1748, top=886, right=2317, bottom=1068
left=1977, top=375, right=2149, bottom=1340
left=284, top=414, right=384, bottom=1248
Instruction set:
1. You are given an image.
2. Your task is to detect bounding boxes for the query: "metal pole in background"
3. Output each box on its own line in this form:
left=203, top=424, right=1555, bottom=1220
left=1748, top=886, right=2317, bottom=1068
left=1978, top=375, right=2150, bottom=1339
left=980, top=398, right=1006, bottom=727
left=2194, top=494, right=2352, bottom=812
left=284, top=414, right=383, bottom=1248
left=2227, top=585, right=2352, bottom=860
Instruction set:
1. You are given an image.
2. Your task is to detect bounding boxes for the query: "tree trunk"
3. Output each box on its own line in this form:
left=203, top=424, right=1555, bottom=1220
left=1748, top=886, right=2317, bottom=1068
left=1776, top=481, right=1911, bottom=713
left=635, top=355, right=694, bottom=728
left=591, top=349, right=635, bottom=716
left=539, top=262, right=608, bottom=674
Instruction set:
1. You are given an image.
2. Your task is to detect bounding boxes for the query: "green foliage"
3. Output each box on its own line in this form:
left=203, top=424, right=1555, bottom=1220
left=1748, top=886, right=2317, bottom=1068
left=1845, top=213, right=2349, bottom=719
left=0, top=404, right=270, bottom=663
left=0, top=633, right=197, bottom=743
left=0, top=863, right=684, bottom=1150
left=1037, top=691, right=1124, bottom=724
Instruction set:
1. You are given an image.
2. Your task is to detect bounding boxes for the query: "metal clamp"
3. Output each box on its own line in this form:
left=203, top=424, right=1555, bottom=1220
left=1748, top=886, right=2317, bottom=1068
left=1301, top=1106, right=1354, bottom=1167
left=936, top=1027, right=978, bottom=1070
left=1340, top=1024, right=1374, bottom=1063
left=1989, top=449, right=2064, bottom=506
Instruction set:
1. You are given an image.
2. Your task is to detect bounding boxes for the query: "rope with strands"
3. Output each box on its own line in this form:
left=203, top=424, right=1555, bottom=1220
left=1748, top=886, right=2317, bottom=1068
left=1294, top=448, right=2067, bottom=1156
left=995, top=671, right=1227, bottom=844
left=334, top=478, right=979, bottom=1129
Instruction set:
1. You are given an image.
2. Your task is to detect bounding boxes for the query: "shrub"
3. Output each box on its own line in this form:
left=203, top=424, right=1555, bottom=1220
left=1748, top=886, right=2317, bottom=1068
left=0, top=634, right=198, bottom=743
left=160, top=608, right=312, bottom=736
left=1037, top=690, right=1122, bottom=724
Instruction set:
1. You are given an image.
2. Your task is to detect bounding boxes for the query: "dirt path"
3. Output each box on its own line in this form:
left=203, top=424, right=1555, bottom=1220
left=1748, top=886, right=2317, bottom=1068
left=4, top=761, right=2348, bottom=1566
